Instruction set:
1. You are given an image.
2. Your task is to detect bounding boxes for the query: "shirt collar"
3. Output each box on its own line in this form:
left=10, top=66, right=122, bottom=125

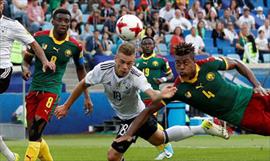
left=141, top=52, right=156, bottom=60
left=183, top=64, right=200, bottom=83
left=49, top=29, right=69, bottom=45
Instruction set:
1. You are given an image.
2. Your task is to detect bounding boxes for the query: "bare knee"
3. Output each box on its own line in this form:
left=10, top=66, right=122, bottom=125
left=107, top=147, right=122, bottom=161
left=148, top=129, right=165, bottom=146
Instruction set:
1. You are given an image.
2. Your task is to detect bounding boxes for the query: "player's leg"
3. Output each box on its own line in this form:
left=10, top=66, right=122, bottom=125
left=0, top=136, right=19, bottom=161
left=240, top=93, right=270, bottom=135
left=24, top=92, right=57, bottom=161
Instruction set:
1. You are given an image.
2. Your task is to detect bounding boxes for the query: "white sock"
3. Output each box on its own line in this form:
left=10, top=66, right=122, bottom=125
left=190, top=125, right=206, bottom=134
left=165, top=126, right=194, bottom=142
left=0, top=136, right=15, bottom=161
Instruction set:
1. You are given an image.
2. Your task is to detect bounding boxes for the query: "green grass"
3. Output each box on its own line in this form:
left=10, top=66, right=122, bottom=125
left=1, top=134, right=269, bottom=161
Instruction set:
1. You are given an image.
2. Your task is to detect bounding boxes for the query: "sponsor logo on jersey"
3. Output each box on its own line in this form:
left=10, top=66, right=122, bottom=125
left=185, top=91, right=192, bottom=98
left=65, top=49, right=72, bottom=57
left=152, top=61, right=159, bottom=66
left=53, top=47, right=60, bottom=53
left=206, top=72, right=215, bottom=81
left=42, top=43, right=47, bottom=50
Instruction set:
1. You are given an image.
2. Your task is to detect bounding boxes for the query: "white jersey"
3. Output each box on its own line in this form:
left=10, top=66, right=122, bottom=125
left=0, top=16, right=35, bottom=68
left=85, top=60, right=152, bottom=120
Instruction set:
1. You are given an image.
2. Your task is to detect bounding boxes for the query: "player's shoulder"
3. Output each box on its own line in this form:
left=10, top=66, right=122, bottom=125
left=196, top=56, right=220, bottom=66
left=68, top=36, right=82, bottom=51
left=155, top=54, right=169, bottom=62
left=130, top=66, right=143, bottom=77
left=2, top=16, right=16, bottom=22
left=99, top=60, right=115, bottom=71
left=34, top=30, right=50, bottom=37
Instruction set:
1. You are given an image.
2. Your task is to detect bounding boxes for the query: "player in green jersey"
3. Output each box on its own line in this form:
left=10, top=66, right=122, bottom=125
left=136, top=37, right=174, bottom=160
left=21, top=9, right=93, bottom=161
left=115, top=42, right=270, bottom=145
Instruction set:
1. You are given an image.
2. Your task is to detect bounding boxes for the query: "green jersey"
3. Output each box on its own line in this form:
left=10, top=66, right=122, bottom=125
left=29, top=30, right=84, bottom=95
left=163, top=57, right=253, bottom=125
left=136, top=53, right=172, bottom=100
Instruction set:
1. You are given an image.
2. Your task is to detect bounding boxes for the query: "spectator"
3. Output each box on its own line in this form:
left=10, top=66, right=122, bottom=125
left=185, top=27, right=205, bottom=54
left=100, top=0, right=115, bottom=22
left=212, top=22, right=226, bottom=47
left=60, top=0, right=70, bottom=10
left=103, top=13, right=117, bottom=41
left=196, top=20, right=206, bottom=38
left=150, top=11, right=167, bottom=33
left=170, top=26, right=184, bottom=55
left=206, top=7, right=218, bottom=30
left=255, top=30, right=270, bottom=63
left=219, top=8, right=236, bottom=28
left=87, top=10, right=103, bottom=29
left=41, top=1, right=49, bottom=16
left=188, top=0, right=206, bottom=20
left=193, top=11, right=209, bottom=30
left=236, top=23, right=250, bottom=59
left=69, top=19, right=80, bottom=40
left=258, top=19, right=270, bottom=39
left=224, top=21, right=239, bottom=44
left=255, top=6, right=265, bottom=21
left=243, top=35, right=259, bottom=64
left=159, top=1, right=175, bottom=22
left=229, top=0, right=241, bottom=19
left=178, top=2, right=189, bottom=19
left=27, top=0, right=46, bottom=34
left=80, top=24, right=93, bottom=41
left=101, top=32, right=113, bottom=56
left=70, top=3, right=83, bottom=24
left=84, top=30, right=103, bottom=56
left=169, top=9, right=192, bottom=32
left=237, top=6, right=255, bottom=30
left=11, top=0, right=28, bottom=26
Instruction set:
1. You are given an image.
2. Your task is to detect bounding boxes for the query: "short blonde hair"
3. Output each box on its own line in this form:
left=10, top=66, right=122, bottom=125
left=117, top=42, right=136, bottom=56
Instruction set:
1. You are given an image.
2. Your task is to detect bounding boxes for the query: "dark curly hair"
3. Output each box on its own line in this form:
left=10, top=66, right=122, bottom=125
left=175, top=42, right=195, bottom=57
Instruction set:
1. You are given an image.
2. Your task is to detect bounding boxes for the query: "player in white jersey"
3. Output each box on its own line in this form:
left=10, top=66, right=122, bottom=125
left=0, top=0, right=55, bottom=93
left=0, top=0, right=55, bottom=160
left=55, top=42, right=229, bottom=161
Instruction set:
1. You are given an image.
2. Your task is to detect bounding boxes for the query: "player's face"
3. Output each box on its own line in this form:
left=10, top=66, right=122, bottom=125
left=141, top=38, right=155, bottom=55
left=0, top=0, right=4, bottom=16
left=115, top=52, right=136, bottom=77
left=175, top=54, right=196, bottom=79
left=52, top=13, right=71, bottom=34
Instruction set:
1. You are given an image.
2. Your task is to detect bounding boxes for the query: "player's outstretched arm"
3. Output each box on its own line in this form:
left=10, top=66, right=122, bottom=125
left=29, top=41, right=56, bottom=72
left=55, top=79, right=89, bottom=119
left=21, top=50, right=34, bottom=80
left=225, top=57, right=269, bottom=96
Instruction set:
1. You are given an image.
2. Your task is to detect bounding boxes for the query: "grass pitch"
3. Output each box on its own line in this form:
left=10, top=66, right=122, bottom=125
left=1, top=134, right=269, bottom=161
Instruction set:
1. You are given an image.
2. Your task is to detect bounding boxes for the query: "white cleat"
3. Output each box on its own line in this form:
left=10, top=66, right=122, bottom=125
left=202, top=120, right=230, bottom=140
left=155, top=150, right=173, bottom=160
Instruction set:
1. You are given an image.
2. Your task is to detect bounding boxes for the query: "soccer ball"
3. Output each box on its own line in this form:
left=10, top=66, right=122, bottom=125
left=116, top=14, right=143, bottom=41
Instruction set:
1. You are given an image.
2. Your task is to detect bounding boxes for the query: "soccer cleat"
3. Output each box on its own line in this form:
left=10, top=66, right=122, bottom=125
left=201, top=120, right=230, bottom=140
left=12, top=153, right=20, bottom=161
left=154, top=149, right=173, bottom=160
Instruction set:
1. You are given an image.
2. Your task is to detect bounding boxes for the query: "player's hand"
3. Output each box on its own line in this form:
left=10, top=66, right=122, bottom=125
left=84, top=98, right=93, bottom=115
left=254, top=85, right=269, bottom=96
left=42, top=61, right=56, bottom=72
left=54, top=104, right=68, bottom=119
left=161, top=85, right=177, bottom=98
left=22, top=69, right=31, bottom=81
left=114, top=135, right=133, bottom=143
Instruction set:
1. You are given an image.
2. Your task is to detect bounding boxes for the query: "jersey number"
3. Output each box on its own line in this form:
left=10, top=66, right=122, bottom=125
left=202, top=90, right=215, bottom=98
left=113, top=91, right=122, bottom=101
left=143, top=68, right=150, bottom=77
left=50, top=56, right=57, bottom=63
left=45, top=97, right=54, bottom=108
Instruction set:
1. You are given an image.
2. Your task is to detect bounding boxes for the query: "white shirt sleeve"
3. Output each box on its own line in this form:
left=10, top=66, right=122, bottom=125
left=12, top=21, right=35, bottom=45
left=85, top=64, right=103, bottom=86
left=133, top=70, right=152, bottom=92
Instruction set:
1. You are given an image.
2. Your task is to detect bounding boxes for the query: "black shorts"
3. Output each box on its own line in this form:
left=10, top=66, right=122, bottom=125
left=0, top=67, right=12, bottom=93
left=111, top=115, right=158, bottom=153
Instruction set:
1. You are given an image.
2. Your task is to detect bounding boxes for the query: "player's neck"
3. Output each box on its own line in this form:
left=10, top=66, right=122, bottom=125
left=53, top=29, right=67, bottom=41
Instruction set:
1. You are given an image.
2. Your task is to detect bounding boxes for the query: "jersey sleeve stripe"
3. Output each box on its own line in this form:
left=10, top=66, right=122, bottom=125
left=220, top=56, right=229, bottom=70
left=130, top=68, right=141, bottom=77
left=101, top=64, right=114, bottom=70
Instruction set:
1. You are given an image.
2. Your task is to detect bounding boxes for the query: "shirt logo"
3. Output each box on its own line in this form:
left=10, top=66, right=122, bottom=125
left=152, top=61, right=159, bottom=66
left=185, top=91, right=192, bottom=98
left=65, top=49, right=72, bottom=57
left=53, top=47, right=60, bottom=53
left=206, top=72, right=215, bottom=81
left=42, top=43, right=47, bottom=50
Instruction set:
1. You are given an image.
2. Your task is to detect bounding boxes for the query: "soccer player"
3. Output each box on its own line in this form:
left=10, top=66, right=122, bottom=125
left=0, top=0, right=55, bottom=160
left=21, top=8, right=92, bottom=161
left=55, top=42, right=229, bottom=161
left=115, top=42, right=270, bottom=145
left=136, top=37, right=174, bottom=160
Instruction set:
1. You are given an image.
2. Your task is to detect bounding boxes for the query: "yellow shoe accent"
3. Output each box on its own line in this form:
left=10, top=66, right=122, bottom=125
left=24, top=141, right=41, bottom=161
left=202, top=120, right=230, bottom=140
left=14, top=153, right=20, bottom=161
left=38, top=139, right=53, bottom=161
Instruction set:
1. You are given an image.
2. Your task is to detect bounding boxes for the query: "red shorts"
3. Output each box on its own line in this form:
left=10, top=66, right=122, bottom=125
left=26, top=91, right=58, bottom=122
left=240, top=93, right=270, bottom=135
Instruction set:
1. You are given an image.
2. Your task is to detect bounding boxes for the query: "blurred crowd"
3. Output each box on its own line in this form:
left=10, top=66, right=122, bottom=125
left=4, top=0, right=270, bottom=67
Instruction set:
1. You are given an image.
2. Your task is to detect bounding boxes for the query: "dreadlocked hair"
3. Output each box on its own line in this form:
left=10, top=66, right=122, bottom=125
left=174, top=42, right=195, bottom=57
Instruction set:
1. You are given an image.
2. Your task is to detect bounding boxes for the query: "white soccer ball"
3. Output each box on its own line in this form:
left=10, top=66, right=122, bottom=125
left=116, top=14, right=143, bottom=41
